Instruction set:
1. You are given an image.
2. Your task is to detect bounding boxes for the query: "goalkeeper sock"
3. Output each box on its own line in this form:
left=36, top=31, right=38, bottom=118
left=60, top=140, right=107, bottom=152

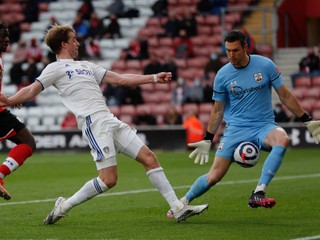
left=147, top=167, right=184, bottom=212
left=186, top=174, right=211, bottom=203
left=257, top=145, right=286, bottom=187
left=63, top=177, right=108, bottom=212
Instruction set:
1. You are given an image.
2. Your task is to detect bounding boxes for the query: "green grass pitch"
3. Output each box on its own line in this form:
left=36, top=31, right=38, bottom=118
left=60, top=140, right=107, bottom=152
left=0, top=148, right=319, bottom=240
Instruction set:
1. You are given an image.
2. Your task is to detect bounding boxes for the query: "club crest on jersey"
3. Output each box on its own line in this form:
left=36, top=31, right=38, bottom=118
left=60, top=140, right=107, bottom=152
left=254, top=72, right=262, bottom=82
left=103, top=146, right=110, bottom=154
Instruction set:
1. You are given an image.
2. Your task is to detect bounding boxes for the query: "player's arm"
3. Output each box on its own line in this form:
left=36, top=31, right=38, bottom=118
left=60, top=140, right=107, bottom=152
left=0, top=81, right=43, bottom=107
left=102, top=70, right=172, bottom=86
left=188, top=101, right=225, bottom=165
left=276, top=85, right=320, bottom=144
left=276, top=85, right=305, bottom=117
left=206, top=101, right=225, bottom=136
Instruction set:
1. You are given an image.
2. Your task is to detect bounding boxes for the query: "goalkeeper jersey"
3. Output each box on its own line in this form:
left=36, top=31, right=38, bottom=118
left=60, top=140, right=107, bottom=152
left=213, top=54, right=284, bottom=127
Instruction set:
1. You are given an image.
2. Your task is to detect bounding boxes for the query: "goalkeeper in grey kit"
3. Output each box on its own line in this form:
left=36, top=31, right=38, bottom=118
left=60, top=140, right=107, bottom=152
left=168, top=30, right=320, bottom=217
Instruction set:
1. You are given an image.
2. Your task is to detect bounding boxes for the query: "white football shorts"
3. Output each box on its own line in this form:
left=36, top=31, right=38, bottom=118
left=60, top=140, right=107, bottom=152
left=79, top=111, right=144, bottom=170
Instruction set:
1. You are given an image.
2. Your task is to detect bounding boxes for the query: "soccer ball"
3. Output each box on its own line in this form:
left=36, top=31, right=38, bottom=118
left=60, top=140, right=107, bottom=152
left=233, top=142, right=260, bottom=168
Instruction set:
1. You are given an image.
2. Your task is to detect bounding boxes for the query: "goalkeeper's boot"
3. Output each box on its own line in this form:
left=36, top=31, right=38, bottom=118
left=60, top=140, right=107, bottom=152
left=0, top=179, right=11, bottom=200
left=248, top=191, right=276, bottom=208
left=166, top=196, right=189, bottom=218
left=44, top=197, right=68, bottom=224
left=173, top=203, right=208, bottom=222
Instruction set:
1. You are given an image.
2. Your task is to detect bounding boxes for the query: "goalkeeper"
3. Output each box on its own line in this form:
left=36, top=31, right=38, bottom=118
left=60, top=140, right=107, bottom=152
left=169, top=30, right=320, bottom=216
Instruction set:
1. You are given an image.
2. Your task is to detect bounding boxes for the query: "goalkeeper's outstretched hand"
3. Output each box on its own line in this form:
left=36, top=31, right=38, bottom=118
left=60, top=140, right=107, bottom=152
left=305, top=120, right=320, bottom=144
left=188, top=140, right=211, bottom=165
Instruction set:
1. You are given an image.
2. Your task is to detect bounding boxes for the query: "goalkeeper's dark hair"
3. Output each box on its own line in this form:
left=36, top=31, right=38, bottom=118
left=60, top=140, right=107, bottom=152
left=224, top=30, right=247, bottom=48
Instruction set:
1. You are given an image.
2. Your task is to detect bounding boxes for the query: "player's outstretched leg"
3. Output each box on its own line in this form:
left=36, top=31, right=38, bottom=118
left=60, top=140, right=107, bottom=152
left=44, top=197, right=69, bottom=224
left=0, top=179, right=11, bottom=200
left=248, top=191, right=276, bottom=208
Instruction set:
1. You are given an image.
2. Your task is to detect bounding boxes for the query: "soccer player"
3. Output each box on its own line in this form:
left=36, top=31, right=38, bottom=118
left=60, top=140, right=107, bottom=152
left=0, top=22, right=36, bottom=200
left=169, top=30, right=320, bottom=216
left=0, top=24, right=208, bottom=223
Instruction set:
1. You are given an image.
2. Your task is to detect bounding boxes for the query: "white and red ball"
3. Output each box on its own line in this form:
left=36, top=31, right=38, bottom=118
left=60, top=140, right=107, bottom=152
left=233, top=142, right=260, bottom=168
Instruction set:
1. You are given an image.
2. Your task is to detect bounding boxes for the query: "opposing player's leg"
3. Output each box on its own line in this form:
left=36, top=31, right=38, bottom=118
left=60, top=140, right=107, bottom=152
left=0, top=179, right=10, bottom=200
left=249, top=127, right=289, bottom=208
left=44, top=174, right=109, bottom=224
left=45, top=114, right=118, bottom=224
left=132, top=141, right=209, bottom=222
left=0, top=111, right=36, bottom=200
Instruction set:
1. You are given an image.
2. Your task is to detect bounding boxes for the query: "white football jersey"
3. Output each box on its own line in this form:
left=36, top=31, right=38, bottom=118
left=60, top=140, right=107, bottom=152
left=37, top=59, right=109, bottom=119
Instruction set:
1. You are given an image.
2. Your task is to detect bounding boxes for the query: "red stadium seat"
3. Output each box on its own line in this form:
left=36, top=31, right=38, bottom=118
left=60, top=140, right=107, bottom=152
left=142, top=92, right=162, bottom=104
left=312, top=101, right=320, bottom=111
left=204, top=15, right=219, bottom=26
left=120, top=105, right=136, bottom=115
left=300, top=98, right=316, bottom=113
left=174, top=58, right=187, bottom=69
left=136, top=104, right=153, bottom=115
left=140, top=83, right=155, bottom=93
left=182, top=103, right=199, bottom=115
left=195, top=15, right=205, bottom=25
left=146, top=17, right=161, bottom=28
left=311, top=75, right=320, bottom=87
left=312, top=109, right=320, bottom=119
left=304, top=87, right=320, bottom=99
left=199, top=103, right=213, bottom=114
left=256, top=44, right=273, bottom=58
left=111, top=60, right=126, bottom=71
left=148, top=37, right=159, bottom=48
left=154, top=83, right=171, bottom=92
left=191, top=36, right=204, bottom=47
left=126, top=60, right=142, bottom=70
left=197, top=25, right=212, bottom=35
left=152, top=103, right=169, bottom=116
left=295, top=76, right=312, bottom=88
left=291, top=88, right=307, bottom=100
left=159, top=37, right=174, bottom=48
left=187, top=57, right=207, bottom=69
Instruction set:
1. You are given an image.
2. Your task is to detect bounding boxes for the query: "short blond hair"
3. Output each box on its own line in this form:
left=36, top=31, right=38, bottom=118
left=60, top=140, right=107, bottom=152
left=44, top=24, right=75, bottom=54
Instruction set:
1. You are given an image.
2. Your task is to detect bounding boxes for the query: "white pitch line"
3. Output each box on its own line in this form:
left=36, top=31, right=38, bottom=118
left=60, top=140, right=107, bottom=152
left=290, top=235, right=320, bottom=240
left=0, top=173, right=320, bottom=206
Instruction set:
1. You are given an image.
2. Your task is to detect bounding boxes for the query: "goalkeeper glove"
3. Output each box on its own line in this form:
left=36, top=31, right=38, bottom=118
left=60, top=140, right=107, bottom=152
left=188, top=140, right=212, bottom=165
left=300, top=113, right=320, bottom=144
left=305, top=120, right=320, bottom=144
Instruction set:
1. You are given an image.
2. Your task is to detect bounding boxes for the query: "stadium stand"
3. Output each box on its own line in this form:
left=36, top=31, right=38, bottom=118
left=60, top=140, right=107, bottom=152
left=2, top=0, right=302, bottom=130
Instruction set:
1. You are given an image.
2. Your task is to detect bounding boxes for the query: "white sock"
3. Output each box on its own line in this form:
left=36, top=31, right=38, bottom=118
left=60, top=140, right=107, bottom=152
left=254, top=184, right=267, bottom=193
left=62, top=177, right=108, bottom=213
left=147, top=167, right=184, bottom=212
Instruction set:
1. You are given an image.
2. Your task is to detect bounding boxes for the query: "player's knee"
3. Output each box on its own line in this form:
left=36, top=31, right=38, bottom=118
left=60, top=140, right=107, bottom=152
left=278, top=134, right=290, bottom=147
left=137, top=148, right=160, bottom=170
left=146, top=154, right=160, bottom=170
